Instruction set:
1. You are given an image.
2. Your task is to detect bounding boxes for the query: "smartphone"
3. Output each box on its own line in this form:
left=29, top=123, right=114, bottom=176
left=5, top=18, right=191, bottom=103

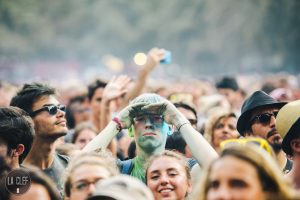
left=160, top=50, right=172, bottom=64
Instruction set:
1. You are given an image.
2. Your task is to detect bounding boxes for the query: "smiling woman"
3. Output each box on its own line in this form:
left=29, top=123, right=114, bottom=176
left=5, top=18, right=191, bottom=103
left=146, top=150, right=192, bottom=200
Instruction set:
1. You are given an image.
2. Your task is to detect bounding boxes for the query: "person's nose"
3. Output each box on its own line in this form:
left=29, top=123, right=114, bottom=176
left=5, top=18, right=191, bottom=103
left=56, top=108, right=65, bottom=118
left=270, top=115, right=276, bottom=127
left=213, top=186, right=232, bottom=200
left=87, top=183, right=97, bottom=195
left=145, top=118, right=154, bottom=129
left=159, top=174, right=169, bottom=185
left=222, top=126, right=230, bottom=134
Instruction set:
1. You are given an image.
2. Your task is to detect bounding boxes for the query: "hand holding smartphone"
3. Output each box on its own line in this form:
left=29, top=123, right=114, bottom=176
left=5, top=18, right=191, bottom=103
left=160, top=50, right=172, bottom=64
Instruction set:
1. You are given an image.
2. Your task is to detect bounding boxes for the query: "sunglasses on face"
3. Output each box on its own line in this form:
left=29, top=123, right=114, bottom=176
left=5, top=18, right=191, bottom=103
left=250, top=111, right=278, bottom=125
left=133, top=115, right=164, bottom=125
left=30, top=105, right=66, bottom=117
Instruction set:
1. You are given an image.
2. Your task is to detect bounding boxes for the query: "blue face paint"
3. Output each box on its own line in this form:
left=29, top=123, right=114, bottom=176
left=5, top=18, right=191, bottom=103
left=161, top=122, right=171, bottom=136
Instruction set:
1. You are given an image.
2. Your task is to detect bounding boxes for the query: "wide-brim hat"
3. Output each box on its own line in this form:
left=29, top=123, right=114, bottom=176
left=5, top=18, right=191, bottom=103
left=276, top=100, right=300, bottom=155
left=237, top=91, right=286, bottom=135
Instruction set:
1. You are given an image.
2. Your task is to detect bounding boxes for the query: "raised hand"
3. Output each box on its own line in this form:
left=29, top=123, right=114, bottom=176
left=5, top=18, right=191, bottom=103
left=141, top=48, right=166, bottom=73
left=117, top=102, right=148, bottom=129
left=102, top=75, right=131, bottom=102
left=141, top=99, right=188, bottom=128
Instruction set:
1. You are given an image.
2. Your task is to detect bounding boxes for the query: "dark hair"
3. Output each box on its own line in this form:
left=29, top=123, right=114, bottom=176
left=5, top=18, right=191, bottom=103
left=216, top=77, right=239, bottom=91
left=0, top=156, right=11, bottom=200
left=165, top=132, right=187, bottom=154
left=10, top=83, right=56, bottom=114
left=127, top=140, right=136, bottom=159
left=87, top=79, right=107, bottom=101
left=0, top=107, right=34, bottom=163
left=174, top=102, right=198, bottom=122
left=66, top=95, right=88, bottom=129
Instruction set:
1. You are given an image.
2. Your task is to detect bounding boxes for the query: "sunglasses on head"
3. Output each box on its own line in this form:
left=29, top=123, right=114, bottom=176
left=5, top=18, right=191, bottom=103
left=250, top=111, right=278, bottom=125
left=220, top=137, right=273, bottom=155
left=30, top=105, right=66, bottom=117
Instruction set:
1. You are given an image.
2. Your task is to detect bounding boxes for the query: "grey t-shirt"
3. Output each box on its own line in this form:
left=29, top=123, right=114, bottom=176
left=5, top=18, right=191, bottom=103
left=43, top=153, right=69, bottom=198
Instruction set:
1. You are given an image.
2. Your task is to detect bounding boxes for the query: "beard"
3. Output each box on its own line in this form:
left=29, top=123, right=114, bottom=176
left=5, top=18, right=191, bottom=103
left=270, top=142, right=282, bottom=154
left=267, top=128, right=282, bottom=154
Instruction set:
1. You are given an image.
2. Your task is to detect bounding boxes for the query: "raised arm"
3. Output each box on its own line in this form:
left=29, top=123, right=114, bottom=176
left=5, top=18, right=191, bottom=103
left=100, top=75, right=131, bottom=130
left=121, top=48, right=166, bottom=108
left=143, top=99, right=218, bottom=168
left=83, top=101, right=143, bottom=152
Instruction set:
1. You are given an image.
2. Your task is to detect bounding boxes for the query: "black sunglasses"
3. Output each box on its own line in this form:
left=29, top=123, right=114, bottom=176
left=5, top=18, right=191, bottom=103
left=30, top=105, right=66, bottom=117
left=250, top=111, right=278, bottom=125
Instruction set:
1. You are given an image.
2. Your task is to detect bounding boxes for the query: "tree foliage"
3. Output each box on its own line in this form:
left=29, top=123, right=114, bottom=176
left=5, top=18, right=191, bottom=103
left=0, top=0, right=299, bottom=81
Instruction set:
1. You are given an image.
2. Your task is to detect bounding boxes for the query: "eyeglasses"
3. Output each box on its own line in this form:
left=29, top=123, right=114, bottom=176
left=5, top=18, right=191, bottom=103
left=72, top=179, right=99, bottom=192
left=30, top=105, right=66, bottom=117
left=220, top=137, right=273, bottom=155
left=250, top=111, right=278, bottom=125
left=133, top=115, right=164, bottom=125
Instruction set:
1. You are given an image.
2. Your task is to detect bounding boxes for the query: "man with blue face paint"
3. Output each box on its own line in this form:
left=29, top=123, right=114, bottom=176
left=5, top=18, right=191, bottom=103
left=84, top=93, right=218, bottom=182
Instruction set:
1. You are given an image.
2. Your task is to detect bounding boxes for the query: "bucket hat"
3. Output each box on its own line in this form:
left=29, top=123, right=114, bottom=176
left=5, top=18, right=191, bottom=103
left=276, top=100, right=300, bottom=155
left=237, top=91, right=286, bottom=135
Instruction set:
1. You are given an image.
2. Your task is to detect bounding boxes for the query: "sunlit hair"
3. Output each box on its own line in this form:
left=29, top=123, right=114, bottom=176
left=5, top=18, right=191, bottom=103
left=145, top=150, right=191, bottom=185
left=64, top=151, right=119, bottom=197
left=204, top=111, right=237, bottom=147
left=196, top=145, right=298, bottom=200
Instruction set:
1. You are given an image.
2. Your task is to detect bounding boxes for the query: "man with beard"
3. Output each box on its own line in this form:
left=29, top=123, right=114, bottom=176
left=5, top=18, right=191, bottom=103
left=237, top=90, right=292, bottom=172
left=10, top=83, right=69, bottom=196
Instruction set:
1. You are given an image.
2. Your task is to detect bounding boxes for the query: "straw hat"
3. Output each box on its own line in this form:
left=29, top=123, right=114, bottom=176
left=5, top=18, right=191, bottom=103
left=276, top=100, right=300, bottom=155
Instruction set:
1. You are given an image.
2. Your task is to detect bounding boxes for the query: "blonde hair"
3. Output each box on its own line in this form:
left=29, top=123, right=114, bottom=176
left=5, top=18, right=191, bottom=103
left=64, top=151, right=119, bottom=197
left=196, top=145, right=298, bottom=200
left=145, top=150, right=191, bottom=183
left=204, top=111, right=236, bottom=146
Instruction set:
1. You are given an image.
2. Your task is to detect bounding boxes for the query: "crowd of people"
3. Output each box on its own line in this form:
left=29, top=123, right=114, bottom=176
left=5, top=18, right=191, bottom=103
left=1, top=48, right=300, bottom=200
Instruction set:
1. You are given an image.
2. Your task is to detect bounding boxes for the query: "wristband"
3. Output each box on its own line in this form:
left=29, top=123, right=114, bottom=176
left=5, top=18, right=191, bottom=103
left=176, top=121, right=191, bottom=132
left=112, top=117, right=122, bottom=132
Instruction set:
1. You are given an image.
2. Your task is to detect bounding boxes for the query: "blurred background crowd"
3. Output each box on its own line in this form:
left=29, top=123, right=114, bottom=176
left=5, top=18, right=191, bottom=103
left=1, top=1, right=300, bottom=200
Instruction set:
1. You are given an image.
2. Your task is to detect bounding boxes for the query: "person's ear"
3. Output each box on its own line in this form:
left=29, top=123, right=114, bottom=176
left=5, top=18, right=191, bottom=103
left=12, top=144, right=25, bottom=157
